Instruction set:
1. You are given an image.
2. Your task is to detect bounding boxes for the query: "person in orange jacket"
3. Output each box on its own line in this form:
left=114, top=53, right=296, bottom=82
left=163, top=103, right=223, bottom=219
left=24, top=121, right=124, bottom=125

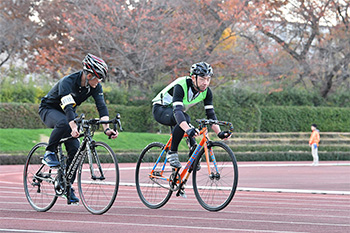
left=309, top=124, right=320, bottom=166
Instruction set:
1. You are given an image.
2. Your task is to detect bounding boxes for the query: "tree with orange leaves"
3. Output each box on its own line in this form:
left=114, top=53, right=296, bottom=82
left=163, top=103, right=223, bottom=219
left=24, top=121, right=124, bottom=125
left=0, top=0, right=39, bottom=68
left=23, top=0, right=243, bottom=87
left=229, top=0, right=350, bottom=97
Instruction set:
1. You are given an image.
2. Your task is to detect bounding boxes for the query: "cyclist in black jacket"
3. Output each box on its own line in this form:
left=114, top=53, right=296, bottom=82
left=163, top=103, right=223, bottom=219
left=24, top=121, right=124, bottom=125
left=39, top=53, right=118, bottom=203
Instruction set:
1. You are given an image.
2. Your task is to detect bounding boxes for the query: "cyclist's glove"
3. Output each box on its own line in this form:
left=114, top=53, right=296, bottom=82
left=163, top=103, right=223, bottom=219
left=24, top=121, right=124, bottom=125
left=186, top=128, right=199, bottom=138
left=218, top=131, right=231, bottom=139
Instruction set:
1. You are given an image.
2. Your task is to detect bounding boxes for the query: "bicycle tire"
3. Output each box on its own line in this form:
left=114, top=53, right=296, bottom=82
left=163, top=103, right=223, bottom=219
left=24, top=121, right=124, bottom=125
left=77, top=141, right=119, bottom=215
left=192, top=141, right=238, bottom=211
left=23, top=142, right=58, bottom=212
left=135, top=142, right=173, bottom=209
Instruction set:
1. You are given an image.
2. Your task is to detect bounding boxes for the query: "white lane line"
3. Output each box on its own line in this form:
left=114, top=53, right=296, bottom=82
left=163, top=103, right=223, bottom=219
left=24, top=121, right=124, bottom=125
left=1, top=205, right=350, bottom=220
left=0, top=216, right=331, bottom=233
left=0, top=229, right=68, bottom=233
left=238, top=163, right=350, bottom=167
left=3, top=163, right=349, bottom=195
left=0, top=217, right=303, bottom=233
left=2, top=196, right=350, bottom=212
left=1, top=163, right=349, bottom=173
left=237, top=187, right=350, bottom=195
left=118, top=163, right=350, bottom=170
left=120, top=182, right=350, bottom=195
left=2, top=181, right=348, bottom=195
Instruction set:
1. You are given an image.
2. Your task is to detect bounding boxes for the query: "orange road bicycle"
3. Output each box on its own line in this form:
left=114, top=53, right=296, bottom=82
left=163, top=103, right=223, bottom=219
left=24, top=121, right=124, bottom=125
left=135, top=119, right=238, bottom=211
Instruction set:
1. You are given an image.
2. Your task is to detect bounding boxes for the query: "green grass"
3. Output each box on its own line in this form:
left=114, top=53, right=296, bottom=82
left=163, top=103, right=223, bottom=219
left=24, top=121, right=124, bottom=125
left=1, top=129, right=349, bottom=163
left=0, top=129, right=48, bottom=153
left=0, top=128, right=189, bottom=154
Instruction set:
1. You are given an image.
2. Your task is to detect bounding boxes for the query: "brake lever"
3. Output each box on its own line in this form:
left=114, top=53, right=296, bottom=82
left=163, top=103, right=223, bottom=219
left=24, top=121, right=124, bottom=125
left=74, top=114, right=85, bottom=132
left=108, top=114, right=123, bottom=139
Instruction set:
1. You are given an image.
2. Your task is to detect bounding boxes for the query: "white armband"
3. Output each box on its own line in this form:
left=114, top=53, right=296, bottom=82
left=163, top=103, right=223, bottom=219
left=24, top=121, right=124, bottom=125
left=60, top=94, right=76, bottom=109
left=173, top=101, right=184, bottom=107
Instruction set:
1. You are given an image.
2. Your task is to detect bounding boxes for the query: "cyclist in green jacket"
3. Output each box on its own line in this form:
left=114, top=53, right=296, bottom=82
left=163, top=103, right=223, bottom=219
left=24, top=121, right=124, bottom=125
left=152, top=62, right=231, bottom=168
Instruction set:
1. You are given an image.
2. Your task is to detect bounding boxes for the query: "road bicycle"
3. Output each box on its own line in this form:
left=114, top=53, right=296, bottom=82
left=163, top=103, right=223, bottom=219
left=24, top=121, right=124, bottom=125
left=23, top=113, right=122, bottom=215
left=135, top=119, right=238, bottom=211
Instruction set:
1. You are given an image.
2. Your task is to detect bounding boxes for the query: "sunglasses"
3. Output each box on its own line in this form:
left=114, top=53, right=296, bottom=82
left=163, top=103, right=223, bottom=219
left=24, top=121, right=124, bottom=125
left=91, top=74, right=103, bottom=82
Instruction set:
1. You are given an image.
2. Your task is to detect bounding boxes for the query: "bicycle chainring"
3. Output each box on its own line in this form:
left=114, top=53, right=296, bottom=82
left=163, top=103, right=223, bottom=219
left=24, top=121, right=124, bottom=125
left=169, top=172, right=181, bottom=191
left=54, top=175, right=66, bottom=195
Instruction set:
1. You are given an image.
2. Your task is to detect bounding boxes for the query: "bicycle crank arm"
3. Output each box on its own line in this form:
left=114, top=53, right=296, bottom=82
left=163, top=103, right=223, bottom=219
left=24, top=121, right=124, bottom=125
left=175, top=179, right=187, bottom=197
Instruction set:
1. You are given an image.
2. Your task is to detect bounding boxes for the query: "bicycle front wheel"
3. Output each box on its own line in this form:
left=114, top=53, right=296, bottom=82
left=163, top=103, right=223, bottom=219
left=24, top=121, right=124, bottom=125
left=77, top=141, right=119, bottom=215
left=135, top=142, right=173, bottom=209
left=23, top=142, right=58, bottom=212
left=192, top=141, right=238, bottom=211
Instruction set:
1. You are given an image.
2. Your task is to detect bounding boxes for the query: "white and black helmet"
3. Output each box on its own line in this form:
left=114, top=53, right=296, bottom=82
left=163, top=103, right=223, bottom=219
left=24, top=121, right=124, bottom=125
left=190, top=62, right=213, bottom=77
left=82, top=53, right=108, bottom=80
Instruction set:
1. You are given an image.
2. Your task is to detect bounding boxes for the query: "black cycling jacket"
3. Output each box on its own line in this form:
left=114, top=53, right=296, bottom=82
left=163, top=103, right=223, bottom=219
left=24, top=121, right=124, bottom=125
left=39, top=71, right=109, bottom=122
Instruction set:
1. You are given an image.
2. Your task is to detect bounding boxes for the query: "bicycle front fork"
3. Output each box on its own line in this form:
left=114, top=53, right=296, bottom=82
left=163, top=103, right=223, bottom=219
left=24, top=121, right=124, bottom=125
left=87, top=141, right=105, bottom=180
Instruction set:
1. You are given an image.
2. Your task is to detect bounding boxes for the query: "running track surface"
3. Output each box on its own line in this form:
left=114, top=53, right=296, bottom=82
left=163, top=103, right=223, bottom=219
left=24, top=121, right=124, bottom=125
left=0, top=161, right=349, bottom=233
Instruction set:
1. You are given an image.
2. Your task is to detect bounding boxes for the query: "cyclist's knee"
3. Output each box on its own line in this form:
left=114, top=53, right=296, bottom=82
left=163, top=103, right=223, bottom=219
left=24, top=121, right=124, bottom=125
left=65, top=139, right=79, bottom=155
left=184, top=113, right=191, bottom=123
left=55, top=118, right=69, bottom=128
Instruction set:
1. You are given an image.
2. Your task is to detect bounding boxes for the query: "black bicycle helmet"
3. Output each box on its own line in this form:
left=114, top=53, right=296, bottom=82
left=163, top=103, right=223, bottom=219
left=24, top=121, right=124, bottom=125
left=190, top=62, right=213, bottom=77
left=82, top=53, right=108, bottom=80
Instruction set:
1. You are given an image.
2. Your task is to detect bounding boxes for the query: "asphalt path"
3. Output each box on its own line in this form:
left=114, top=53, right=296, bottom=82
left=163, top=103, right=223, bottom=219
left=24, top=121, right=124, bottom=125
left=1, top=161, right=349, bottom=233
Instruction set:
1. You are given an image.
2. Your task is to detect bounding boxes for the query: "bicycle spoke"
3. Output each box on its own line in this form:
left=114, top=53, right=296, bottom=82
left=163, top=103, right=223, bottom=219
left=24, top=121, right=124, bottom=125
left=78, top=142, right=119, bottom=215
left=193, top=141, right=238, bottom=211
left=135, top=142, right=173, bottom=209
left=23, top=143, right=58, bottom=212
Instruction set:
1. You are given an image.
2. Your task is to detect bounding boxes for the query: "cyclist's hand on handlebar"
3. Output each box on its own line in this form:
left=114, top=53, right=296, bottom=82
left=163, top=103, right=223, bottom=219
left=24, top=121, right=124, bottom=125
left=186, top=128, right=199, bottom=138
left=69, top=121, right=80, bottom=138
left=71, top=128, right=80, bottom=138
left=105, top=128, right=119, bottom=139
left=218, top=131, right=231, bottom=140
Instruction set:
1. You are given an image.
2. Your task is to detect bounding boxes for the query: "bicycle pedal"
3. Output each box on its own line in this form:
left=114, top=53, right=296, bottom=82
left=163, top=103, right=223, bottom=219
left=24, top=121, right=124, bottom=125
left=43, top=163, right=59, bottom=169
left=179, top=191, right=187, bottom=199
left=63, top=196, right=79, bottom=205
left=68, top=202, right=79, bottom=206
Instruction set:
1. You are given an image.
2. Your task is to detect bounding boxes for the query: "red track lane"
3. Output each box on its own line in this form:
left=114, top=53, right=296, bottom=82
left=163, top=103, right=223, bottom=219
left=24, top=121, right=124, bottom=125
left=0, top=161, right=349, bottom=233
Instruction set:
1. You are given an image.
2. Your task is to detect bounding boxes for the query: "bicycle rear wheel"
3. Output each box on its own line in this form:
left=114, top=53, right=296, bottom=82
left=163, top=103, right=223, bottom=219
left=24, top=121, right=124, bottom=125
left=192, top=141, right=238, bottom=211
left=77, top=141, right=119, bottom=215
left=23, top=142, right=58, bottom=212
left=135, top=142, right=173, bottom=209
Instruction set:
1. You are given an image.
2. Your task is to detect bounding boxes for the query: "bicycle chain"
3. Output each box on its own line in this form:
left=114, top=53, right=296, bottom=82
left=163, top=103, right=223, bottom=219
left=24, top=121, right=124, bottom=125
left=149, top=170, right=181, bottom=191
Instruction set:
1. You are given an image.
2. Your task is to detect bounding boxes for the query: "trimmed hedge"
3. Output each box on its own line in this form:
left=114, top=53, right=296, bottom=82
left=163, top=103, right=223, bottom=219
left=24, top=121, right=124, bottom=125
left=77, top=103, right=153, bottom=132
left=0, top=103, right=45, bottom=129
left=185, top=103, right=261, bottom=132
left=0, top=103, right=154, bottom=132
left=1, top=103, right=349, bottom=132
left=260, top=106, right=350, bottom=132
left=233, top=151, right=350, bottom=162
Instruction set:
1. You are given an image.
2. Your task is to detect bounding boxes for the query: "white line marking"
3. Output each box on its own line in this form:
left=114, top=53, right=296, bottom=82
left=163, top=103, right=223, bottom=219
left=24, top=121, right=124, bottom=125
left=237, top=187, right=350, bottom=195
left=238, top=163, right=350, bottom=167
left=118, top=162, right=350, bottom=170
left=3, top=163, right=349, bottom=195
left=120, top=182, right=350, bottom=195
left=0, top=217, right=319, bottom=233
left=0, top=229, right=68, bottom=233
